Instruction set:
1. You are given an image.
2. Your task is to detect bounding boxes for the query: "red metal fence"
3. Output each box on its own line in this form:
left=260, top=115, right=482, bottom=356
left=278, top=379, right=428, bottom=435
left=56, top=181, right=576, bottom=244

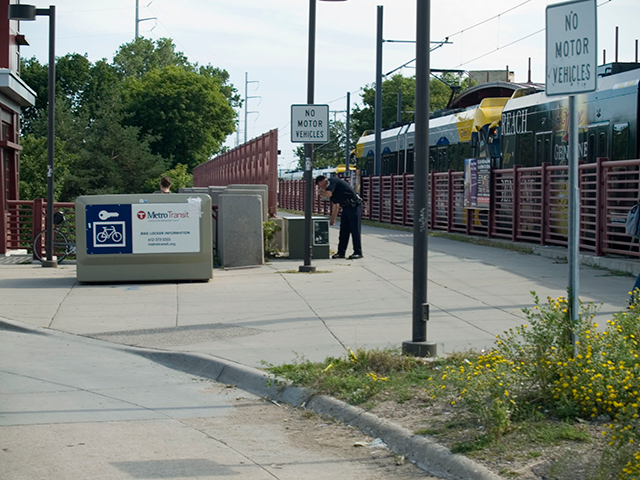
left=193, top=129, right=278, bottom=217
left=3, top=199, right=75, bottom=258
left=5, top=158, right=640, bottom=260
left=2, top=131, right=278, bottom=256
left=278, top=158, right=640, bottom=260
left=277, top=179, right=332, bottom=217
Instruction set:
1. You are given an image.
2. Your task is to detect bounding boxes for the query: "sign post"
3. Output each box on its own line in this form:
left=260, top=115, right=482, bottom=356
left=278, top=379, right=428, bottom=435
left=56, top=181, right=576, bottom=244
left=291, top=104, right=330, bottom=272
left=545, top=0, right=597, bottom=353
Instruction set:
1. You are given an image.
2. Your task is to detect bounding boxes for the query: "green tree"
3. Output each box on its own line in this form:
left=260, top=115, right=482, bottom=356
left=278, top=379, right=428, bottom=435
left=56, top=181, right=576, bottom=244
left=59, top=95, right=167, bottom=199
left=18, top=134, right=75, bottom=200
left=294, top=120, right=350, bottom=170
left=350, top=72, right=473, bottom=138
left=350, top=75, right=415, bottom=138
left=124, top=65, right=236, bottom=169
left=19, top=57, right=48, bottom=134
left=144, top=163, right=193, bottom=193
left=113, top=37, right=189, bottom=78
left=17, top=37, right=239, bottom=200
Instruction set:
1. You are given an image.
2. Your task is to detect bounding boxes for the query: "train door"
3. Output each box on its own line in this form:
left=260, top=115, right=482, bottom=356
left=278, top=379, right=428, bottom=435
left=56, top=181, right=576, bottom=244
left=534, top=131, right=553, bottom=165
left=405, top=149, right=414, bottom=174
left=586, top=122, right=610, bottom=161
left=612, top=122, right=630, bottom=160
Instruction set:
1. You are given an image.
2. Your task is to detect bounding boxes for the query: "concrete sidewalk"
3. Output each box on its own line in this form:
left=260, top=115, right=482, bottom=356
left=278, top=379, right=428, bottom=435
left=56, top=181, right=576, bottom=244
left=1, top=223, right=637, bottom=480
left=1, top=223, right=635, bottom=368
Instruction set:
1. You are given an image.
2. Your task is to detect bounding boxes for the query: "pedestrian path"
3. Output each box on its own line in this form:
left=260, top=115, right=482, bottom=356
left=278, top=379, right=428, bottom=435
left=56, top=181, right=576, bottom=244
left=0, top=224, right=634, bottom=368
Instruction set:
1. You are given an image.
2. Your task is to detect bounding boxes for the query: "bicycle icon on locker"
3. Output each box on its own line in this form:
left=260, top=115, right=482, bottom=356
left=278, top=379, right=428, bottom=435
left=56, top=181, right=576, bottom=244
left=96, top=225, right=123, bottom=244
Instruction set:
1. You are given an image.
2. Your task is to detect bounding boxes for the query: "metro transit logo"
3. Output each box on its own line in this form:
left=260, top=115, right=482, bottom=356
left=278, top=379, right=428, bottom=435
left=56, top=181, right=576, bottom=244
left=136, top=210, right=190, bottom=220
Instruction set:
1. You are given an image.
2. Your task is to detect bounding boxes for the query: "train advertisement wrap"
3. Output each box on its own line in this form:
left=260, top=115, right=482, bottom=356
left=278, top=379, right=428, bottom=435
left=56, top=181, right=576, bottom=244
left=85, top=202, right=201, bottom=255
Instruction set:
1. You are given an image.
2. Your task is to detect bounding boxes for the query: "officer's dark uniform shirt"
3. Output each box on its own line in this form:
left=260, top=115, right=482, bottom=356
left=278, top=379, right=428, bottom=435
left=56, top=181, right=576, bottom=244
left=326, top=177, right=356, bottom=206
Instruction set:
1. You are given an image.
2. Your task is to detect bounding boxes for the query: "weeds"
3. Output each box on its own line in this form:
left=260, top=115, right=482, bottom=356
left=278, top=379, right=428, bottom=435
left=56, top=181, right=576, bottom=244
left=264, top=292, right=640, bottom=479
left=263, top=220, right=282, bottom=257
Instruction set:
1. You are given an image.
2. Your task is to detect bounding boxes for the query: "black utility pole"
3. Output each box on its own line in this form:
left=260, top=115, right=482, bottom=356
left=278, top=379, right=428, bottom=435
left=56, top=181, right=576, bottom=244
left=403, top=0, right=436, bottom=357
left=374, top=5, right=383, bottom=176
left=300, top=0, right=317, bottom=273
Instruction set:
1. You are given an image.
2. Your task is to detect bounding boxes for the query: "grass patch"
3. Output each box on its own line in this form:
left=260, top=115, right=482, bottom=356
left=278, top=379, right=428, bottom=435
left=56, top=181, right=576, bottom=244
left=264, top=293, right=640, bottom=479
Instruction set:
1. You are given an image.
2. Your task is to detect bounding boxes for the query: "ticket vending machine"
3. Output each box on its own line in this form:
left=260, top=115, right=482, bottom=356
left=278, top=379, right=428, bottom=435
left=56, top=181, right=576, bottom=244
left=75, top=194, right=213, bottom=283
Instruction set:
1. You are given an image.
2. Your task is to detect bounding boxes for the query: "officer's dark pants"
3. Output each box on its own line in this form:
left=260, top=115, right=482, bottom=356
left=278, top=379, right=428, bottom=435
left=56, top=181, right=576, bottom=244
left=337, top=204, right=362, bottom=256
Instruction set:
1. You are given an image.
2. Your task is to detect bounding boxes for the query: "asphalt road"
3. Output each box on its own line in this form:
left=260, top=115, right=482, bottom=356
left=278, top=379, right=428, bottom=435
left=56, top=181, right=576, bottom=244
left=0, top=326, right=437, bottom=480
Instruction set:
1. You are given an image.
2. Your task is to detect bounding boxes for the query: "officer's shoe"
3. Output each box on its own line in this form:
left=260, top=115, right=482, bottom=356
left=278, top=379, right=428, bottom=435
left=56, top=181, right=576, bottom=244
left=349, top=254, right=363, bottom=260
left=331, top=253, right=345, bottom=259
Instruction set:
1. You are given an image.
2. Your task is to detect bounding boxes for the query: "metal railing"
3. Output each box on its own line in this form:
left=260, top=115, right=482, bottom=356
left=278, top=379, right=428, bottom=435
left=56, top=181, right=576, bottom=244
left=193, top=129, right=279, bottom=217
left=2, top=199, right=75, bottom=258
left=278, top=158, right=640, bottom=260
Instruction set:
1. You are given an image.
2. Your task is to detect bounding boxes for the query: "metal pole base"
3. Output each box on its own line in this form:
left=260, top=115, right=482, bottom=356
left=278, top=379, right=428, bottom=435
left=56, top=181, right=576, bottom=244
left=402, top=340, right=437, bottom=358
left=41, top=259, right=58, bottom=268
left=298, top=265, right=316, bottom=273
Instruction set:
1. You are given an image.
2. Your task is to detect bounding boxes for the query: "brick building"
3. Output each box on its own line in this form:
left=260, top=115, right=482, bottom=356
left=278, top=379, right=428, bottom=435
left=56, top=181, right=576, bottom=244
left=0, top=0, right=36, bottom=255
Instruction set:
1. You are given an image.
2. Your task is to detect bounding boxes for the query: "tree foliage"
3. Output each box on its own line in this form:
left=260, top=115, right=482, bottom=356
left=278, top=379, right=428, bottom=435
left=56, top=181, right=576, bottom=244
left=113, top=37, right=189, bottom=78
left=293, top=120, right=352, bottom=171
left=18, top=37, right=238, bottom=201
left=350, top=73, right=474, bottom=138
left=144, top=163, right=193, bottom=193
left=124, top=65, right=236, bottom=169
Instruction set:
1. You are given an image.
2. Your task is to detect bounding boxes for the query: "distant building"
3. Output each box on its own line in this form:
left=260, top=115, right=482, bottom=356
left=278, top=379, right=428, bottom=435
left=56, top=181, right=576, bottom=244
left=0, top=0, right=37, bottom=255
left=469, top=69, right=515, bottom=85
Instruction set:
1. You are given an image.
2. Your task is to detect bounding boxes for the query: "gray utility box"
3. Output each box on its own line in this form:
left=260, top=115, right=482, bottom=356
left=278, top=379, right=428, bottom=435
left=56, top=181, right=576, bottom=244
left=75, top=194, right=213, bottom=283
left=284, top=215, right=330, bottom=260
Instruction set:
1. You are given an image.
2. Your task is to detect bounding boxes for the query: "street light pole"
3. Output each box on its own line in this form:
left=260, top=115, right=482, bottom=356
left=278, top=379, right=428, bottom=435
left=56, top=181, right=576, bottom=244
left=8, top=4, right=57, bottom=267
left=374, top=5, right=383, bottom=176
left=44, top=5, right=55, bottom=268
left=300, top=0, right=317, bottom=273
left=299, top=0, right=346, bottom=273
left=403, top=0, right=436, bottom=357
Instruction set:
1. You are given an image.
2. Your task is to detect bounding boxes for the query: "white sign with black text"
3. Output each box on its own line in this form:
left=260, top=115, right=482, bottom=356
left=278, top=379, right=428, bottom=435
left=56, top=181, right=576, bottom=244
left=132, top=203, right=200, bottom=254
left=291, top=104, right=329, bottom=144
left=546, top=0, right=597, bottom=96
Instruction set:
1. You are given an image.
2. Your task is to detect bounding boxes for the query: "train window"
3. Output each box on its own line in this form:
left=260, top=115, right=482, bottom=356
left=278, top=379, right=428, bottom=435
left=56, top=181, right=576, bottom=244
left=517, top=132, right=533, bottom=167
left=389, top=153, right=398, bottom=174
left=535, top=132, right=552, bottom=165
left=612, top=123, right=629, bottom=160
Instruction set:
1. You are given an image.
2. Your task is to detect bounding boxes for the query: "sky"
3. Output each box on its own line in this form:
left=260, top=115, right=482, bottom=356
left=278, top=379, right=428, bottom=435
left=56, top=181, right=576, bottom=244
left=15, top=0, right=640, bottom=172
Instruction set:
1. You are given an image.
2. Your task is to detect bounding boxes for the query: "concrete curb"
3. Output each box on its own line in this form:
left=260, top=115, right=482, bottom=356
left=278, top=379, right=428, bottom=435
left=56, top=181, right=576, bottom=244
left=0, top=317, right=503, bottom=480
left=533, top=245, right=640, bottom=276
left=126, top=346, right=503, bottom=480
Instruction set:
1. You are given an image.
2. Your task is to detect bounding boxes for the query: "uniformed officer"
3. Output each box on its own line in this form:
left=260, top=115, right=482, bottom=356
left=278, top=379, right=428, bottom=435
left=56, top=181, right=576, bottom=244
left=315, top=174, right=363, bottom=259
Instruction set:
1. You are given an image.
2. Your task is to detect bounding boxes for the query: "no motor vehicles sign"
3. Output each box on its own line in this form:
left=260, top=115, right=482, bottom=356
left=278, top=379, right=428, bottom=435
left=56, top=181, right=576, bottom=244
left=546, top=0, right=597, bottom=96
left=291, top=104, right=329, bottom=144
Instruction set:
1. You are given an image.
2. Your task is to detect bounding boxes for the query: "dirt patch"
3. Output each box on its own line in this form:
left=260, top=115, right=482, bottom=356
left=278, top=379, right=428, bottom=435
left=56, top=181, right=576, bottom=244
left=367, top=397, right=611, bottom=480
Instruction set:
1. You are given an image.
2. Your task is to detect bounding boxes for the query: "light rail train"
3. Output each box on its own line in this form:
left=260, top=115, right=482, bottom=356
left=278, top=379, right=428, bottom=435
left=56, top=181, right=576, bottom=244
left=355, top=63, right=640, bottom=175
